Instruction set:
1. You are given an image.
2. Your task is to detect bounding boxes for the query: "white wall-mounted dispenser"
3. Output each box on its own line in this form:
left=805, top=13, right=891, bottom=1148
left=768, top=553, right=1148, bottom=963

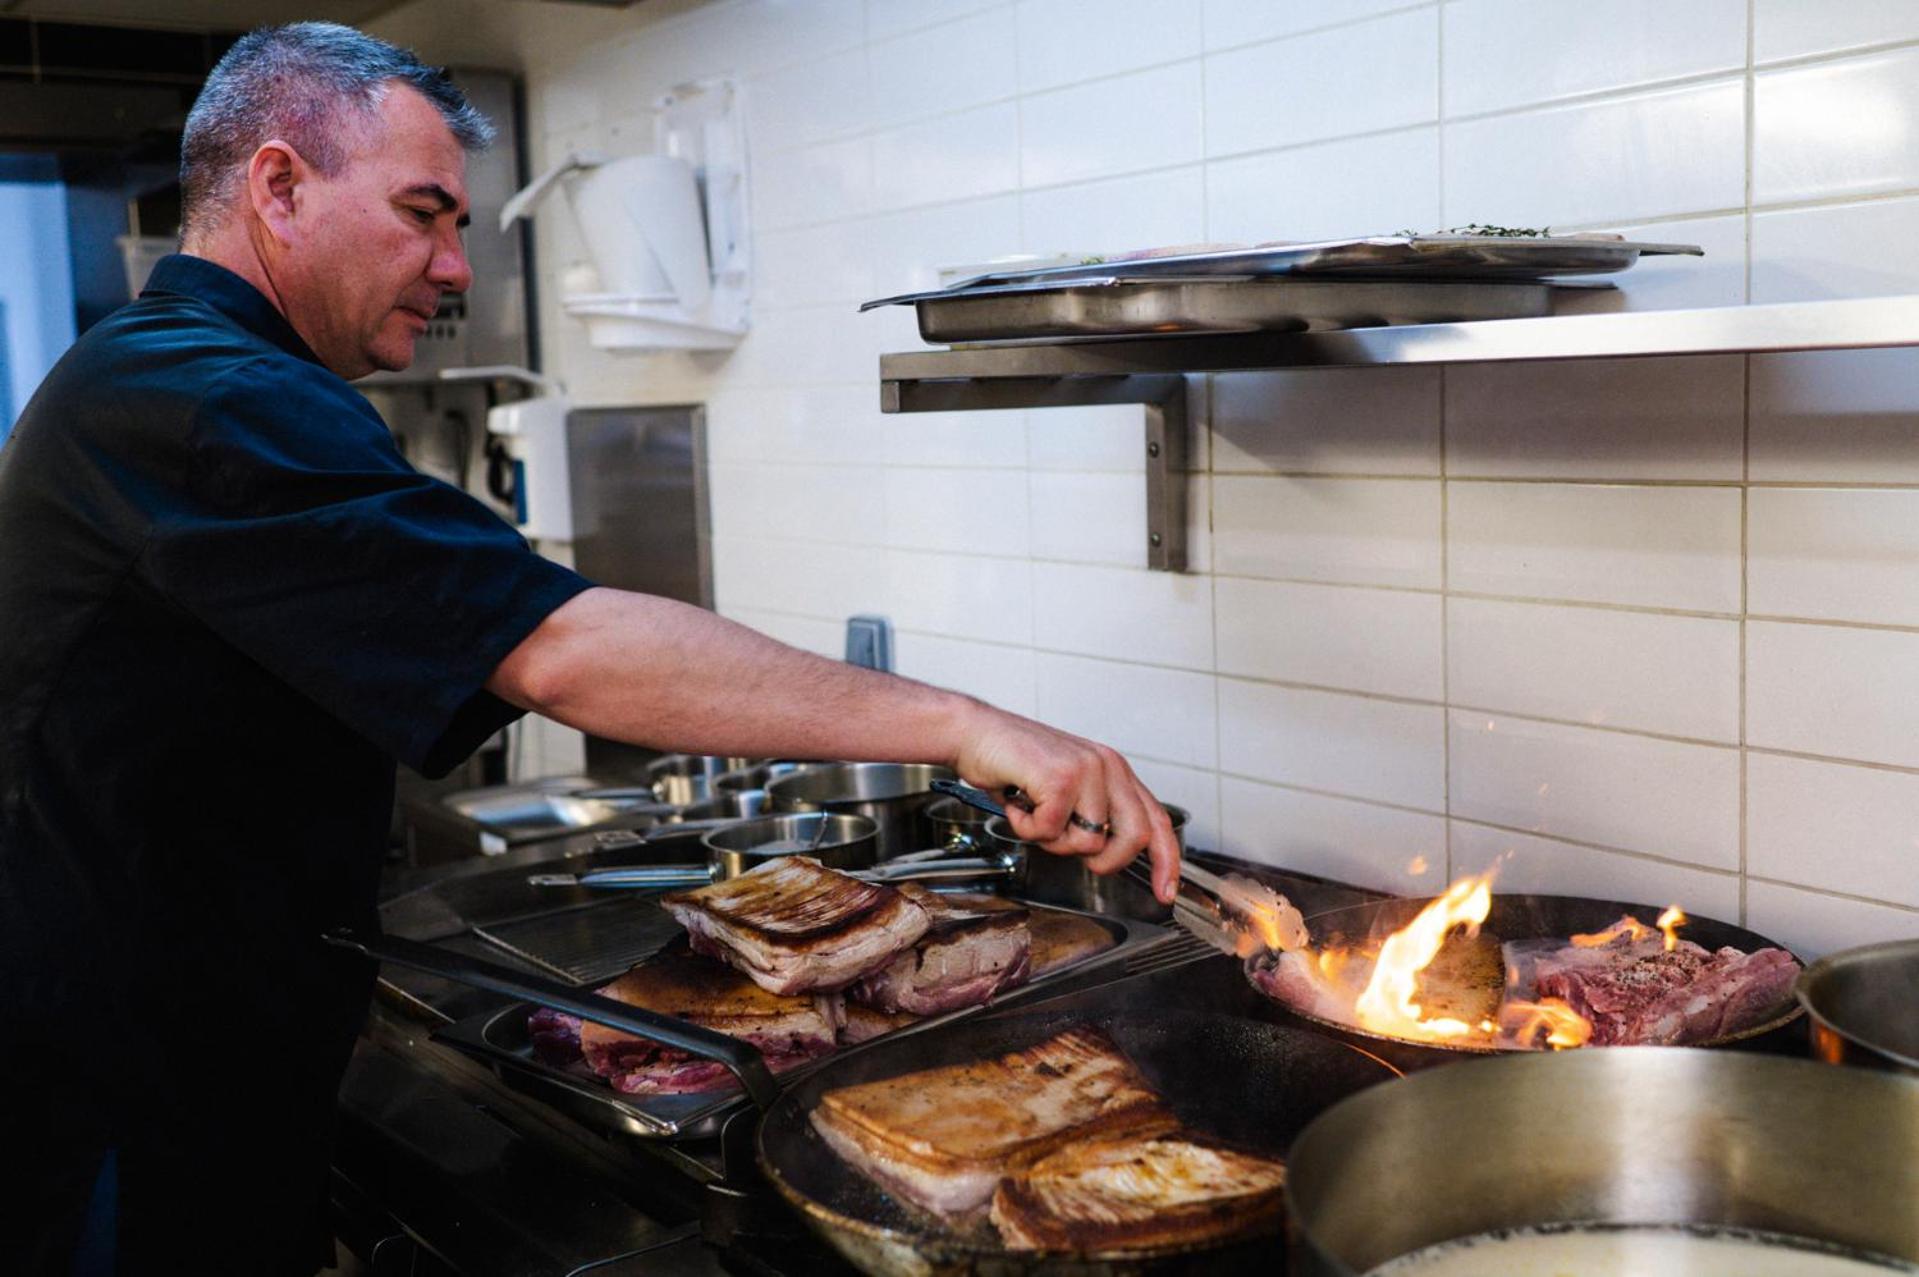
left=501, top=78, right=749, bottom=352
left=439, top=366, right=574, bottom=542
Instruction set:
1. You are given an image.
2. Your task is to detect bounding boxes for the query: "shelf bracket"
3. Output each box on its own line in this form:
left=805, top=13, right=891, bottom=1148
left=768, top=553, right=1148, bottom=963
left=880, top=373, right=1189, bottom=572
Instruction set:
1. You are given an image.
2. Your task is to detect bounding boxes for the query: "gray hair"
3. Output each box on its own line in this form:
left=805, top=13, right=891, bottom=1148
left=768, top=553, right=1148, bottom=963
left=179, top=22, right=493, bottom=242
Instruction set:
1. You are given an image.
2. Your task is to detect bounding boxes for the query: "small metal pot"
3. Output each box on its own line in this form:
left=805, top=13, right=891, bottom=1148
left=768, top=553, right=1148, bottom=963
left=766, top=763, right=956, bottom=860
left=713, top=761, right=813, bottom=821
left=1796, top=938, right=1919, bottom=1076
left=922, top=794, right=995, bottom=854
left=645, top=753, right=758, bottom=806
left=984, top=804, right=1187, bottom=923
left=1286, top=1048, right=1919, bottom=1275
left=702, top=812, right=881, bottom=879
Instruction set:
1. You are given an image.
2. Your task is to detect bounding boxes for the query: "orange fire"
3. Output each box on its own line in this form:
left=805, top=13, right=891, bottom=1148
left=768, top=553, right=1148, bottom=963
left=1498, top=996, right=1593, bottom=1049
left=1570, top=915, right=1655, bottom=947
left=1351, top=873, right=1494, bottom=1042
left=1215, top=873, right=1310, bottom=957
left=1657, top=904, right=1687, bottom=951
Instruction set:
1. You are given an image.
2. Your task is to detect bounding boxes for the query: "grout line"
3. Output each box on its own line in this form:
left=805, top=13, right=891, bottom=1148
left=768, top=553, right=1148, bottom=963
left=1739, top=346, right=1753, bottom=925
left=1742, top=875, right=1919, bottom=914
left=1743, top=0, right=1758, bottom=309
left=1438, top=364, right=1454, bottom=879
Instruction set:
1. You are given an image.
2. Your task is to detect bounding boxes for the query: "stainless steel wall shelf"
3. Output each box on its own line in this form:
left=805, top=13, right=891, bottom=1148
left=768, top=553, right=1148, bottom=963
left=876, top=294, right=1919, bottom=572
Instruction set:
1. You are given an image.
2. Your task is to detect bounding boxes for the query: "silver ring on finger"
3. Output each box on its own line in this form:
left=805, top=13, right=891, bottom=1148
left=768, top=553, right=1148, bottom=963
left=1068, top=812, right=1113, bottom=837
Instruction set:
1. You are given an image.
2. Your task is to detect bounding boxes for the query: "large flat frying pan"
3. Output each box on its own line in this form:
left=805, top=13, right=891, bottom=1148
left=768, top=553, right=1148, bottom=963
left=756, top=1001, right=1401, bottom=1276
left=1255, top=892, right=1805, bottom=1072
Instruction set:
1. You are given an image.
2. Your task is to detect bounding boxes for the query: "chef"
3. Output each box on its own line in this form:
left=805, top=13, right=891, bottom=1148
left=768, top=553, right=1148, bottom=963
left=0, top=22, right=1181, bottom=1276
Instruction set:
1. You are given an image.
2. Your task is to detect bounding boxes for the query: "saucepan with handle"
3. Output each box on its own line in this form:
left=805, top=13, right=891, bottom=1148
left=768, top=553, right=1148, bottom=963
left=932, top=778, right=1191, bottom=923
left=754, top=954, right=1402, bottom=1277
left=1285, top=1046, right=1919, bottom=1276
left=1252, top=893, right=1807, bottom=1073
left=1795, top=938, right=1919, bottom=1076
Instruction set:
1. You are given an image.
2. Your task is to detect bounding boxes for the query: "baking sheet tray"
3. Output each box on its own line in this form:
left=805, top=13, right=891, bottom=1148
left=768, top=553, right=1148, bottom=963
left=899, top=276, right=1565, bottom=344
left=434, top=900, right=1173, bottom=1141
left=913, top=234, right=1705, bottom=293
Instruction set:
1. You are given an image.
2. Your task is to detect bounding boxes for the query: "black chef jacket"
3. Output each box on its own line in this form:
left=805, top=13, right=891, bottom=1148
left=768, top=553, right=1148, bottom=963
left=0, top=254, right=592, bottom=1274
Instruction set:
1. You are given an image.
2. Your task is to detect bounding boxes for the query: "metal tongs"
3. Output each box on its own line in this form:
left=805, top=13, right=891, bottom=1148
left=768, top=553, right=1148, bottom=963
left=930, top=780, right=1309, bottom=957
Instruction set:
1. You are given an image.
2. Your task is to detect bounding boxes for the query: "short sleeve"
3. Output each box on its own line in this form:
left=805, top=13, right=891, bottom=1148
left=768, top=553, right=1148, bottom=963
left=142, top=355, right=593, bottom=777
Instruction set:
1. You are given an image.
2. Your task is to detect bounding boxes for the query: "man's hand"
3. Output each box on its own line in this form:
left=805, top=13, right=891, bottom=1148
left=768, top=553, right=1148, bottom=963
left=950, top=702, right=1181, bottom=903
left=489, top=587, right=1183, bottom=901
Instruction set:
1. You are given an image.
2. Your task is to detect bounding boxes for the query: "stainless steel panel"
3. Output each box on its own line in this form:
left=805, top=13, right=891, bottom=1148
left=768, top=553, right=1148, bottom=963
left=901, top=277, right=1561, bottom=344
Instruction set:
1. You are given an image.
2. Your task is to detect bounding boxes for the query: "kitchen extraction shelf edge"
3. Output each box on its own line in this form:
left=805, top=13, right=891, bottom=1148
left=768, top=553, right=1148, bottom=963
left=876, top=292, right=1919, bottom=574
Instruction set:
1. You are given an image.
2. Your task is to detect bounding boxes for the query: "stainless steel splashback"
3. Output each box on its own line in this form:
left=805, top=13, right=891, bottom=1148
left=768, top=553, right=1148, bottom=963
left=567, top=404, right=711, bottom=778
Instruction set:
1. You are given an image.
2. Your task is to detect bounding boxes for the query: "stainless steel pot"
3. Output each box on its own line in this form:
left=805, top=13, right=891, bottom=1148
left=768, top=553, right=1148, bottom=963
left=921, top=794, right=994, bottom=854
left=712, top=761, right=813, bottom=821
left=644, top=753, right=758, bottom=806
left=1797, top=939, right=1919, bottom=1076
left=983, top=804, right=1187, bottom=923
left=1286, top=1048, right=1919, bottom=1275
left=765, top=763, right=955, bottom=860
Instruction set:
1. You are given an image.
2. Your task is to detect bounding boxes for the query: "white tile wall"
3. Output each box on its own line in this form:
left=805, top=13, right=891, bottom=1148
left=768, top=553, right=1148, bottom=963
left=1447, top=482, right=1743, bottom=612
left=1204, top=9, right=1438, bottom=158
left=1449, top=822, right=1742, bottom=923
left=1442, top=0, right=1746, bottom=119
left=399, top=0, right=1919, bottom=949
left=1446, top=599, right=1741, bottom=742
left=1447, top=711, right=1741, bottom=869
left=1219, top=679, right=1446, bottom=811
left=1444, top=357, right=1746, bottom=481
left=1212, top=476, right=1443, bottom=588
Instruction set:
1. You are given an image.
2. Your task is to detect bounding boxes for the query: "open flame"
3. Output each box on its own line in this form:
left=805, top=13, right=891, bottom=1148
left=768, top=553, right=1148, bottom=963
left=1497, top=996, right=1593, bottom=1049
left=1570, top=915, right=1655, bottom=947
left=1657, top=904, right=1687, bottom=951
left=1351, top=873, right=1494, bottom=1042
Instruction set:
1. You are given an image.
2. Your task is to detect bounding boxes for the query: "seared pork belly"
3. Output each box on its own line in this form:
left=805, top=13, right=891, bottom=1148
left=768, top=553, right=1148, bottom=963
left=810, top=1026, right=1174, bottom=1220
left=840, top=1001, right=920, bottom=1044
left=661, top=855, right=931, bottom=995
left=1532, top=925, right=1799, bottom=1045
left=990, top=1131, right=1287, bottom=1252
left=1027, top=908, right=1117, bottom=978
left=849, top=886, right=1032, bottom=1015
left=566, top=949, right=844, bottom=1094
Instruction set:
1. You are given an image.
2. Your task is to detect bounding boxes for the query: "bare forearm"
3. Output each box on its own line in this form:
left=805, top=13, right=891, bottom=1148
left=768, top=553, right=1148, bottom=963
left=487, top=587, right=979, bottom=764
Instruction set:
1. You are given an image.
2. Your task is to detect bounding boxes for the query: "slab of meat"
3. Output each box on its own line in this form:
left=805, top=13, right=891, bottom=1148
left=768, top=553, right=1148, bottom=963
left=1246, top=950, right=1353, bottom=1024
left=840, top=1002, right=919, bottom=1044
left=1028, top=907, right=1117, bottom=977
left=1530, top=921, right=1799, bottom=1046
left=810, top=1026, right=1174, bottom=1220
left=528, top=948, right=845, bottom=1094
left=660, top=855, right=931, bottom=995
left=849, top=886, right=1032, bottom=1015
left=990, top=1130, right=1287, bottom=1252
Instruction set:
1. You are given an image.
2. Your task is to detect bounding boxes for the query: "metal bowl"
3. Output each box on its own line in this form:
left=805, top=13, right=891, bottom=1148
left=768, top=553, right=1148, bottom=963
left=1287, top=1047, right=1919, bottom=1275
left=699, top=812, right=880, bottom=878
left=1796, top=938, right=1919, bottom=1076
left=765, top=763, right=955, bottom=860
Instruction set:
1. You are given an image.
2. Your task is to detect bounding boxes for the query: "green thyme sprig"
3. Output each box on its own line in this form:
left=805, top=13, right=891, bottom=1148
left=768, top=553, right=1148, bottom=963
left=1394, top=223, right=1553, bottom=238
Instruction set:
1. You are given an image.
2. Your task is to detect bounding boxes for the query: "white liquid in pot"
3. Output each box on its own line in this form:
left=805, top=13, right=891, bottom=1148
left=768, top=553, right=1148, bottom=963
left=1366, top=1223, right=1919, bottom=1277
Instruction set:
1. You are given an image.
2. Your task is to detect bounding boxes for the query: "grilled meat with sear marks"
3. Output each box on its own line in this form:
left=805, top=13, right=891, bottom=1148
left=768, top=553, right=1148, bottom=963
left=849, top=886, right=1032, bottom=1015
left=661, top=855, right=931, bottom=995
left=991, top=1130, right=1287, bottom=1252
left=810, top=1026, right=1174, bottom=1219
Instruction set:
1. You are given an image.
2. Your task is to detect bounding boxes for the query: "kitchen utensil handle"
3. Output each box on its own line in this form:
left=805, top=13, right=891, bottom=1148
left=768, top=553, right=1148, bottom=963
left=859, top=853, right=1019, bottom=883
left=535, top=864, right=720, bottom=889
left=929, top=778, right=1035, bottom=818
left=322, top=927, right=778, bottom=1110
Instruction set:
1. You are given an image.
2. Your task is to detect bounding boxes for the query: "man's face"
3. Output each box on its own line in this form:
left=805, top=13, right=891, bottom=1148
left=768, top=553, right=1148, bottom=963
left=276, top=84, right=474, bottom=379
